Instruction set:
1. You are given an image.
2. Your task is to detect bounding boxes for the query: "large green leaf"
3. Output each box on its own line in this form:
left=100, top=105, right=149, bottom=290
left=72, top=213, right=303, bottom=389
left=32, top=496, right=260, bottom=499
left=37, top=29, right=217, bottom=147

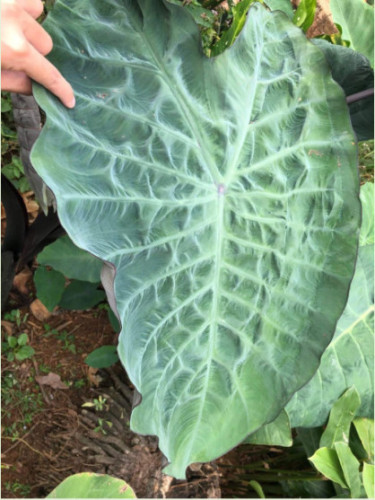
left=34, top=266, right=66, bottom=311
left=363, top=463, right=375, bottom=498
left=334, top=441, right=362, bottom=498
left=329, top=0, right=374, bottom=67
left=31, top=0, right=360, bottom=477
left=353, top=418, right=374, bottom=463
left=309, top=448, right=348, bottom=489
left=359, top=183, right=374, bottom=246
left=287, top=184, right=374, bottom=428
left=312, top=39, right=374, bottom=141
left=319, top=387, right=361, bottom=448
left=47, top=473, right=136, bottom=498
left=243, top=409, right=292, bottom=446
left=59, top=280, right=106, bottom=310
left=287, top=244, right=374, bottom=427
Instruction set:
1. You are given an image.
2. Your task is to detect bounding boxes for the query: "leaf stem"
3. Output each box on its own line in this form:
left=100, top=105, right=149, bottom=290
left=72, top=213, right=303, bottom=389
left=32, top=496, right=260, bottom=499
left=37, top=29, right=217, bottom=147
left=346, top=88, right=374, bottom=104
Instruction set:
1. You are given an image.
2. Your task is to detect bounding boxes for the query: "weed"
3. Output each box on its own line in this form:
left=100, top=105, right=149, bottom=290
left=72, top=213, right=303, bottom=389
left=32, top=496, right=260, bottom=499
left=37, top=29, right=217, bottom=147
left=74, top=378, right=86, bottom=388
left=43, top=324, right=77, bottom=353
left=38, top=363, right=52, bottom=374
left=94, top=418, right=113, bottom=435
left=1, top=372, right=44, bottom=435
left=82, top=395, right=108, bottom=412
left=3, top=309, right=29, bottom=328
left=5, top=481, right=31, bottom=497
left=1, top=333, right=35, bottom=362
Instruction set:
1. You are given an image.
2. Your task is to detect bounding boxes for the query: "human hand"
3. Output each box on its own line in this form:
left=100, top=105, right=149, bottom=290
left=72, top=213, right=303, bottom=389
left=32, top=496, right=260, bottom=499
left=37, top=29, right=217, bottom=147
left=1, top=0, right=75, bottom=108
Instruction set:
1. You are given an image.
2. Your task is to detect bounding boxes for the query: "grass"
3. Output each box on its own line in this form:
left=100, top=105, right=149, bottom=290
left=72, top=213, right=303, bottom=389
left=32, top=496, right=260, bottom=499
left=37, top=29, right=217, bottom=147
left=1, top=371, right=44, bottom=437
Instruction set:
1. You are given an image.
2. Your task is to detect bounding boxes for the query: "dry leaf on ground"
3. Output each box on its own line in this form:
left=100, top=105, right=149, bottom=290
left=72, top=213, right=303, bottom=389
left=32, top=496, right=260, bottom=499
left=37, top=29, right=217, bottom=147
left=30, top=299, right=52, bottom=321
left=35, top=372, right=69, bottom=390
left=13, top=267, right=33, bottom=295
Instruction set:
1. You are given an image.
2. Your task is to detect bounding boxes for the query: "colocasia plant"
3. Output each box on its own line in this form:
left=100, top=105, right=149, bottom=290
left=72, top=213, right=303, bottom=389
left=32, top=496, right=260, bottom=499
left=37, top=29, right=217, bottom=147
left=30, top=0, right=373, bottom=478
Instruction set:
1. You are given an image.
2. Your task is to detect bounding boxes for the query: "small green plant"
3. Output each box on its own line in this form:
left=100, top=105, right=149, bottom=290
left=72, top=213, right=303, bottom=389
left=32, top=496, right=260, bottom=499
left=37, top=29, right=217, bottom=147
left=82, top=395, right=108, bottom=412
left=3, top=309, right=29, bottom=328
left=74, top=378, right=86, bottom=388
left=1, top=333, right=35, bottom=362
left=43, top=324, right=76, bottom=353
left=39, top=363, right=52, bottom=374
left=5, top=481, right=32, bottom=497
left=94, top=417, right=113, bottom=435
left=1, top=372, right=44, bottom=436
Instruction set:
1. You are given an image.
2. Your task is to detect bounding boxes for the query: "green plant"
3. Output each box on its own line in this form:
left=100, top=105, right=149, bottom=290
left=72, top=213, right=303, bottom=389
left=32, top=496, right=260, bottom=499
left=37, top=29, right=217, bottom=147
left=43, top=324, right=77, bottom=353
left=1, top=372, right=44, bottom=435
left=1, top=333, right=35, bottom=362
left=93, top=417, right=113, bottom=435
left=286, top=182, right=374, bottom=427
left=82, top=395, right=108, bottom=412
left=74, top=378, right=86, bottom=388
left=292, top=0, right=316, bottom=32
left=1, top=92, right=31, bottom=193
left=47, top=472, right=136, bottom=498
left=5, top=481, right=32, bottom=497
left=84, top=345, right=119, bottom=369
left=329, top=0, right=374, bottom=66
left=30, top=0, right=373, bottom=479
left=3, top=309, right=29, bottom=328
left=309, top=388, right=374, bottom=498
left=34, top=235, right=106, bottom=312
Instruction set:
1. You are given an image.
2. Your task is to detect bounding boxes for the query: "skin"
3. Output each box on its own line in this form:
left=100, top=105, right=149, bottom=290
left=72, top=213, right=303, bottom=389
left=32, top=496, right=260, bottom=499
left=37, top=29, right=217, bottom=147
left=1, top=0, right=75, bottom=108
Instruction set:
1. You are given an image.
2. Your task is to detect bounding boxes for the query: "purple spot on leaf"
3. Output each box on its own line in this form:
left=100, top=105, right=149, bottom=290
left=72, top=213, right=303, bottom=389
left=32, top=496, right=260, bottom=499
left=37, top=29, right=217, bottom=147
left=217, top=183, right=226, bottom=195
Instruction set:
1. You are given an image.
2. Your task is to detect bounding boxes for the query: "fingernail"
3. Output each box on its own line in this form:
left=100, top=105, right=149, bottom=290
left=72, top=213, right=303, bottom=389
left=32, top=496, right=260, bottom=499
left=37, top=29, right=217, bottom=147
left=67, top=96, right=76, bottom=108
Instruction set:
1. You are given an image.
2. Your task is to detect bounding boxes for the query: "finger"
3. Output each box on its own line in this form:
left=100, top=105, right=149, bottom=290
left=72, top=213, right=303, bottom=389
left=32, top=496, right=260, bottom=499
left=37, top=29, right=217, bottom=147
left=1, top=69, right=32, bottom=94
left=21, top=10, right=53, bottom=55
left=14, top=0, right=43, bottom=19
left=20, top=44, right=75, bottom=108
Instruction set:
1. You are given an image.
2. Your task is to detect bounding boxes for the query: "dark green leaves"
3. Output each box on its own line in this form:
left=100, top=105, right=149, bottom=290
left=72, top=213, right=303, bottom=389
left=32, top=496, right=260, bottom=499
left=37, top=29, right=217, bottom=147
left=85, top=345, right=119, bottom=369
left=312, top=39, right=374, bottom=141
left=37, top=235, right=102, bottom=283
left=59, top=281, right=105, bottom=310
left=34, top=266, right=66, bottom=311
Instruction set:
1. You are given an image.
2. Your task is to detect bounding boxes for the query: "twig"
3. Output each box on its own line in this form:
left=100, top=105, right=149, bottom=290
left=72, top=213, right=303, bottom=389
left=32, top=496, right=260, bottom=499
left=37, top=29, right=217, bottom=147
left=2, top=436, right=51, bottom=459
left=346, top=88, right=374, bottom=104
left=2, top=422, right=39, bottom=454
